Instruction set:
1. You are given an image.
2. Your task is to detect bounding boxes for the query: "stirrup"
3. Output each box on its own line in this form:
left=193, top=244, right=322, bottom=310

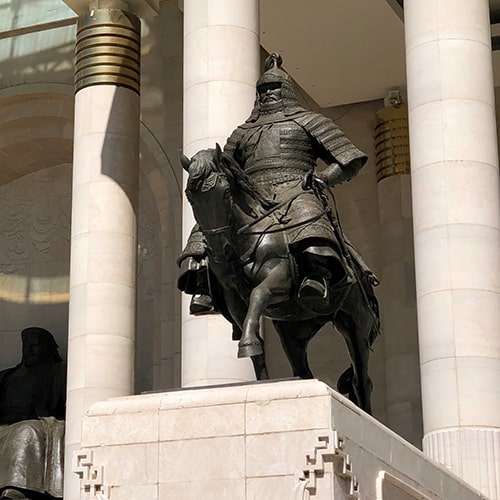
left=189, top=294, right=216, bottom=315
left=298, top=276, right=328, bottom=300
left=298, top=276, right=332, bottom=314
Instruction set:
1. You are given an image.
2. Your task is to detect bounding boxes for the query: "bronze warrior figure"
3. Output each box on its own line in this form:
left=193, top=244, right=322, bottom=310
left=179, top=54, right=379, bottom=413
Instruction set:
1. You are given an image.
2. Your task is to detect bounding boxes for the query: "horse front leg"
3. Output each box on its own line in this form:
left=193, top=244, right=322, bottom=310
left=214, top=281, right=269, bottom=378
left=237, top=284, right=269, bottom=358
left=238, top=261, right=291, bottom=358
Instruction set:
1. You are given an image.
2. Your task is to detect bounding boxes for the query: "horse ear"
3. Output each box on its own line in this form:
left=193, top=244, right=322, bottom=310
left=180, top=152, right=191, bottom=171
left=214, top=143, right=222, bottom=163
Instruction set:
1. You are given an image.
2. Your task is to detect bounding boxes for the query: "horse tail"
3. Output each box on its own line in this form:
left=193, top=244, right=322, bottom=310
left=337, top=365, right=354, bottom=396
left=367, top=291, right=381, bottom=347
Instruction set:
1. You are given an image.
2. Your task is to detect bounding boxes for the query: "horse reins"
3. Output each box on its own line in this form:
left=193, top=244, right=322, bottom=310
left=236, top=190, right=328, bottom=236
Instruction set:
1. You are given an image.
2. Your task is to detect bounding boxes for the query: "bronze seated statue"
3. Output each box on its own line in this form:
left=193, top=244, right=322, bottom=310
left=0, top=327, right=66, bottom=500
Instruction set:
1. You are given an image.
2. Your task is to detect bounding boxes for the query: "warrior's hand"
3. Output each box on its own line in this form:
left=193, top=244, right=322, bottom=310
left=302, top=171, right=328, bottom=191
left=302, top=171, right=314, bottom=190
left=320, top=160, right=364, bottom=186
left=319, top=163, right=344, bottom=186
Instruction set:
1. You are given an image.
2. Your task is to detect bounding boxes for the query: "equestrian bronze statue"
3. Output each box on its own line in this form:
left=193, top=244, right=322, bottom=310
left=178, top=54, right=380, bottom=413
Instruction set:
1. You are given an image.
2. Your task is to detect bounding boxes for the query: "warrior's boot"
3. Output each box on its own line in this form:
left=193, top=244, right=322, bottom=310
left=188, top=267, right=217, bottom=315
left=178, top=256, right=218, bottom=315
left=298, top=245, right=352, bottom=314
left=178, top=226, right=218, bottom=315
left=190, top=293, right=216, bottom=315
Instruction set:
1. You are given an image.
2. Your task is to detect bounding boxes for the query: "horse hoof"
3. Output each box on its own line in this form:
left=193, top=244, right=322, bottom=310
left=238, top=342, right=263, bottom=358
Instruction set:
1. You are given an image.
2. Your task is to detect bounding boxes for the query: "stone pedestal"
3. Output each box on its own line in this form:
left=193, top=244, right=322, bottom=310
left=73, top=379, right=484, bottom=499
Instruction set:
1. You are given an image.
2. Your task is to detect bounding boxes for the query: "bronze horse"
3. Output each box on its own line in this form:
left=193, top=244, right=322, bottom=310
left=181, top=146, right=379, bottom=413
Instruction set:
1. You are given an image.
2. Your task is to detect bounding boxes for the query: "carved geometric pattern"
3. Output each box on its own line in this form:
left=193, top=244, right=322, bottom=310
left=376, top=471, right=432, bottom=500
left=295, top=430, right=359, bottom=499
left=72, top=450, right=109, bottom=499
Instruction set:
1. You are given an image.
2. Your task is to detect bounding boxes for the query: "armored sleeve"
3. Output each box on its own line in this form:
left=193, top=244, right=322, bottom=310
left=294, top=112, right=367, bottom=184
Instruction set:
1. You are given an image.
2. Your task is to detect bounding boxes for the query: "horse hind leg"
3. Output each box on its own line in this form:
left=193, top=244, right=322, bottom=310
left=273, top=318, right=326, bottom=379
left=251, top=350, right=269, bottom=380
left=337, top=365, right=357, bottom=404
left=335, top=309, right=374, bottom=414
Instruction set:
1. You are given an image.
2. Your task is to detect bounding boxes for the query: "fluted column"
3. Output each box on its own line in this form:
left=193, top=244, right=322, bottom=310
left=182, top=0, right=260, bottom=387
left=64, top=7, right=142, bottom=498
left=405, top=1, right=500, bottom=497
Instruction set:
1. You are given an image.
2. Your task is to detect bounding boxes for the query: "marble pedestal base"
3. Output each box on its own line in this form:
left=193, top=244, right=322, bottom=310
left=73, top=379, right=483, bottom=499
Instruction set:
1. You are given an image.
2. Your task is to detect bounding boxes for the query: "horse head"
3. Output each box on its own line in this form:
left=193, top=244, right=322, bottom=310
left=181, top=144, right=220, bottom=191
left=181, top=145, right=236, bottom=260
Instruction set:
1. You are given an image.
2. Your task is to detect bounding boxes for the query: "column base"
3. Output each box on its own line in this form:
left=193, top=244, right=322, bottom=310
left=424, top=427, right=500, bottom=499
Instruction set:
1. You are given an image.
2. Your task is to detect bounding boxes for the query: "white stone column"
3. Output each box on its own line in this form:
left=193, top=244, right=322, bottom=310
left=62, top=4, right=148, bottom=498
left=182, top=0, right=260, bottom=387
left=405, top=1, right=500, bottom=497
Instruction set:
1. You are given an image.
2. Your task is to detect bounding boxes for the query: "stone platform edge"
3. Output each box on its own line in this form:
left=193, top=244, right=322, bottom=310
left=75, top=379, right=486, bottom=500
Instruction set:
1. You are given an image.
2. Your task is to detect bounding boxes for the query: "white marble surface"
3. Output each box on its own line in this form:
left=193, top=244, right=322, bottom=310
left=405, top=1, right=500, bottom=497
left=63, top=0, right=159, bottom=16
left=181, top=0, right=260, bottom=386
left=76, top=379, right=485, bottom=500
left=66, top=83, right=140, bottom=498
left=424, top=428, right=500, bottom=500
left=404, top=0, right=490, bottom=50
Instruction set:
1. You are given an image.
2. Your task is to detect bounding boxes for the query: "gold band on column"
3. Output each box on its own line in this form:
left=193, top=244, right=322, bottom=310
left=375, top=105, right=410, bottom=182
left=75, top=9, right=141, bottom=94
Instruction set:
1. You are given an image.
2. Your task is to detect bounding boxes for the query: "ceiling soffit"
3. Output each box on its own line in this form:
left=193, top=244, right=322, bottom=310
left=261, top=0, right=500, bottom=107
left=260, top=0, right=406, bottom=107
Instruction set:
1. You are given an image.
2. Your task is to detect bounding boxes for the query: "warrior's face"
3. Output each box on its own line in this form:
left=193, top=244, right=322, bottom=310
left=258, top=82, right=282, bottom=105
left=22, top=334, right=50, bottom=367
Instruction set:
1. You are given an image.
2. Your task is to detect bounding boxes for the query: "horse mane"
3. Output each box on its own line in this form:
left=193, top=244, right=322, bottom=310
left=219, top=151, right=277, bottom=213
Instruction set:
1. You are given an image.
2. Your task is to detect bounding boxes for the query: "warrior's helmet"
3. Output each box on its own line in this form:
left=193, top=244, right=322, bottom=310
left=248, top=53, right=304, bottom=120
left=257, top=53, right=288, bottom=88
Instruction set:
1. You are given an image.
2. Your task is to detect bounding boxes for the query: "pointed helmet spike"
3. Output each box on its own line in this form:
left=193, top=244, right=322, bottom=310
left=264, top=53, right=283, bottom=71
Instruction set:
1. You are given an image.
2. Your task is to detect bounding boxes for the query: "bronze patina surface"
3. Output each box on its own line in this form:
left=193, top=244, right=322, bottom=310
left=179, top=54, right=380, bottom=414
left=0, top=327, right=66, bottom=500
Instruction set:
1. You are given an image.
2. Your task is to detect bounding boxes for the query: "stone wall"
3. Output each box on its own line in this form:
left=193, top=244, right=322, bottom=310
left=0, top=161, right=165, bottom=392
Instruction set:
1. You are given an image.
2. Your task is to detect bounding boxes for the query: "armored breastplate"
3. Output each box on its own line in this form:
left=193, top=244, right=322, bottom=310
left=237, top=119, right=317, bottom=177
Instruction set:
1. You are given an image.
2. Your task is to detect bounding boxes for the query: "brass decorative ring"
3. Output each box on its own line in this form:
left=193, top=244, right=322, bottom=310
left=75, top=9, right=141, bottom=94
left=375, top=106, right=410, bottom=182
